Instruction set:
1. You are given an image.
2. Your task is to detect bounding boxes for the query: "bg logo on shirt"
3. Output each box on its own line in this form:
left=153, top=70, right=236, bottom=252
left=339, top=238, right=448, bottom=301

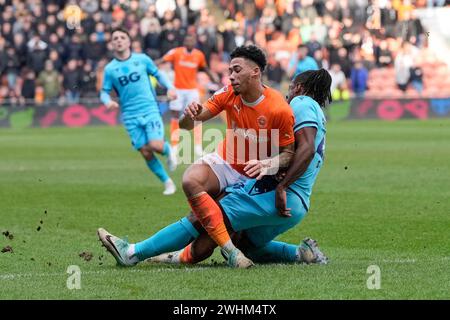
left=118, top=72, right=141, bottom=86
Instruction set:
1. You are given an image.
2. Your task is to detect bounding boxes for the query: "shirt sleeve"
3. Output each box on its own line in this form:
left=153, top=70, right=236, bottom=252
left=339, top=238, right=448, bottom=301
left=291, top=97, right=319, bottom=133
left=163, top=49, right=176, bottom=63
left=198, top=52, right=207, bottom=69
left=274, top=106, right=295, bottom=147
left=100, top=67, right=112, bottom=105
left=144, top=54, right=175, bottom=90
left=204, top=86, right=228, bottom=116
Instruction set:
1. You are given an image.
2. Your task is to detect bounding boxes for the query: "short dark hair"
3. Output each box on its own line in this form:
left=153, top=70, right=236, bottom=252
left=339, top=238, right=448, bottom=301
left=230, top=45, right=267, bottom=72
left=111, top=27, right=131, bottom=40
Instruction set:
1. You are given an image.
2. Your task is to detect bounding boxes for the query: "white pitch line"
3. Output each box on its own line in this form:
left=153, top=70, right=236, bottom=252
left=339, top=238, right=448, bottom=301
left=0, top=266, right=208, bottom=281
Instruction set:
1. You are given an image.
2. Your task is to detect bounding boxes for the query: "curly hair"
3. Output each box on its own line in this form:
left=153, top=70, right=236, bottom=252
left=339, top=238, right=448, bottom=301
left=293, top=69, right=332, bottom=108
left=230, top=45, right=267, bottom=72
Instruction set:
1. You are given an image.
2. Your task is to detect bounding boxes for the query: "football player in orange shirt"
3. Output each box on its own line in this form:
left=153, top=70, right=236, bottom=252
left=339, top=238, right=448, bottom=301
left=157, top=34, right=218, bottom=157
left=176, top=45, right=295, bottom=267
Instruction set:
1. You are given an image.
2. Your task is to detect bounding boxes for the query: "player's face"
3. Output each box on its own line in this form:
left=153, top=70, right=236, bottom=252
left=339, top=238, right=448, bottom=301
left=184, top=36, right=196, bottom=51
left=228, top=58, right=259, bottom=95
left=287, top=82, right=303, bottom=103
left=111, top=31, right=131, bottom=54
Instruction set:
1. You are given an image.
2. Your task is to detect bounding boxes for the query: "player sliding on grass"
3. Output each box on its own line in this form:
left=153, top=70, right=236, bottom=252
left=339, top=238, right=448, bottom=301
left=99, top=45, right=296, bottom=268
left=98, top=69, right=332, bottom=267
left=100, top=28, right=178, bottom=195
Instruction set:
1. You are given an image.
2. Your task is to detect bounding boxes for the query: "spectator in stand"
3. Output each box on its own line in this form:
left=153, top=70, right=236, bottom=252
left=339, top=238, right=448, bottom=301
left=63, top=59, right=81, bottom=104
left=0, top=36, right=8, bottom=73
left=329, top=63, right=349, bottom=101
left=37, top=60, right=61, bottom=105
left=266, top=54, right=284, bottom=91
left=375, top=39, right=393, bottom=67
left=0, top=0, right=438, bottom=102
left=350, top=60, right=368, bottom=98
left=288, top=44, right=319, bottom=78
left=175, top=0, right=190, bottom=28
left=395, top=42, right=415, bottom=92
left=333, top=47, right=353, bottom=78
left=27, top=34, right=48, bottom=75
left=47, top=33, right=66, bottom=60
left=140, top=8, right=161, bottom=37
left=84, top=33, right=107, bottom=64
left=80, top=62, right=97, bottom=99
left=306, top=33, right=322, bottom=58
left=48, top=50, right=64, bottom=72
left=160, top=21, right=181, bottom=56
left=66, top=34, right=84, bottom=61
left=18, top=68, right=37, bottom=105
left=409, top=65, right=424, bottom=95
left=314, top=49, right=329, bottom=70
left=12, top=33, right=28, bottom=68
left=144, top=20, right=162, bottom=59
left=5, top=47, right=21, bottom=91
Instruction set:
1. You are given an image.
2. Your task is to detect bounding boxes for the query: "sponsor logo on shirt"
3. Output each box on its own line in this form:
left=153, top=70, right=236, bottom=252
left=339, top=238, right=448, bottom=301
left=257, top=115, right=267, bottom=128
left=179, top=60, right=198, bottom=68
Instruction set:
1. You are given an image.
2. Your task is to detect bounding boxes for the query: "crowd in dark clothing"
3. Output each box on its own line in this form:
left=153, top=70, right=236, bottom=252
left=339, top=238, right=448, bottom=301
left=0, top=0, right=446, bottom=105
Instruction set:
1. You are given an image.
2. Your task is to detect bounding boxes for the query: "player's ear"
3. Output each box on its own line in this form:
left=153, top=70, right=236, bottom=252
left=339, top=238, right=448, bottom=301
left=252, top=66, right=261, bottom=78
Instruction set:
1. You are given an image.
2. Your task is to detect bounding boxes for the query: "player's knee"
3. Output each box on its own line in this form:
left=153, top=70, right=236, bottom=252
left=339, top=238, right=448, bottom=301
left=140, top=147, right=153, bottom=161
left=182, top=173, right=201, bottom=196
left=148, top=140, right=163, bottom=153
left=182, top=164, right=219, bottom=197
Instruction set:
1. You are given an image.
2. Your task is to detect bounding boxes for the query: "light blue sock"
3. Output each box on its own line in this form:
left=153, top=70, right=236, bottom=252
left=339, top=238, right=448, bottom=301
left=162, top=141, right=170, bottom=157
left=134, top=217, right=199, bottom=261
left=146, top=157, right=169, bottom=183
left=246, top=241, right=298, bottom=263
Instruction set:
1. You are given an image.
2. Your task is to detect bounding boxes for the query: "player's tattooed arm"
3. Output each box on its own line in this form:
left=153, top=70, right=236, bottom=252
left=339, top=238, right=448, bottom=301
left=244, top=143, right=295, bottom=180
left=179, top=102, right=215, bottom=130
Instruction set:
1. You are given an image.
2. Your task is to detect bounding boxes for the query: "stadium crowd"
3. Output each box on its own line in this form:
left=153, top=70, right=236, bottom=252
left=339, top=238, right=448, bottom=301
left=0, top=0, right=449, bottom=106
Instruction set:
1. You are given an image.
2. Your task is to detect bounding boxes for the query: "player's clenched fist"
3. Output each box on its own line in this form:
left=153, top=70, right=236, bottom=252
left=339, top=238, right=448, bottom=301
left=184, top=102, right=203, bottom=120
left=106, top=101, right=119, bottom=110
left=167, top=89, right=178, bottom=101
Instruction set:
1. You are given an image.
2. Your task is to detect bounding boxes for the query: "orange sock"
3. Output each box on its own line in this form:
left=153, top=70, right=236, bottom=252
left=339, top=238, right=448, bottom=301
left=179, top=243, right=194, bottom=264
left=194, top=122, right=202, bottom=147
left=170, top=118, right=179, bottom=146
left=188, top=192, right=230, bottom=247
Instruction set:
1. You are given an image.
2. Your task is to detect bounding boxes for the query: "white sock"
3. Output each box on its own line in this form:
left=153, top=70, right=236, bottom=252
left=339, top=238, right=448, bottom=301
left=170, top=251, right=182, bottom=263
left=126, top=244, right=140, bottom=264
left=222, top=240, right=237, bottom=255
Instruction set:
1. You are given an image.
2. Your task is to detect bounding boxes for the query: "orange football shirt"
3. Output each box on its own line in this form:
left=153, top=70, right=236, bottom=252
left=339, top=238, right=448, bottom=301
left=163, top=47, right=207, bottom=89
left=205, top=85, right=295, bottom=176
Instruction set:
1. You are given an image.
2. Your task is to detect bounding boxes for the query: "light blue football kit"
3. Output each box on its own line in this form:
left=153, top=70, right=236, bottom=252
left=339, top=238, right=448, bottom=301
left=219, top=95, right=326, bottom=247
left=100, top=53, right=174, bottom=183
left=134, top=95, right=327, bottom=263
left=101, top=52, right=174, bottom=149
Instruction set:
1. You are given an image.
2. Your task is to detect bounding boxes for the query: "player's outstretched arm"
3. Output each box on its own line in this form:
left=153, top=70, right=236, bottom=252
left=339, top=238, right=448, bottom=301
left=179, top=102, right=215, bottom=130
left=199, top=66, right=220, bottom=84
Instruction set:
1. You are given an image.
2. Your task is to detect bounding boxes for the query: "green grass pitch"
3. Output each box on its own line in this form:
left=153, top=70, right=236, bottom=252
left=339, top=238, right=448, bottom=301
left=0, top=119, right=449, bottom=299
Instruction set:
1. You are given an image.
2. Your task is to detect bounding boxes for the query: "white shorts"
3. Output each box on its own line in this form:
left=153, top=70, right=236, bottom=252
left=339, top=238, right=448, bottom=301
left=195, top=152, right=249, bottom=191
left=169, top=88, right=200, bottom=112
